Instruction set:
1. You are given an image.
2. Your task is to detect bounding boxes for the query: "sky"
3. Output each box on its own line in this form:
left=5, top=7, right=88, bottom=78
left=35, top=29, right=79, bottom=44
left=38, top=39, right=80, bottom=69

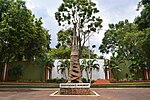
left=25, top=0, right=141, bottom=57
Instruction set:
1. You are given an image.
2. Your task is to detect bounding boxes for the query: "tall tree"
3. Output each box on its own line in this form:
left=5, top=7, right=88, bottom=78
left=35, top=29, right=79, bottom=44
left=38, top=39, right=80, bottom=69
left=49, top=47, right=71, bottom=59
left=56, top=28, right=72, bottom=48
left=99, top=20, right=150, bottom=79
left=0, top=0, right=50, bottom=62
left=55, top=0, right=102, bottom=58
left=135, top=0, right=150, bottom=30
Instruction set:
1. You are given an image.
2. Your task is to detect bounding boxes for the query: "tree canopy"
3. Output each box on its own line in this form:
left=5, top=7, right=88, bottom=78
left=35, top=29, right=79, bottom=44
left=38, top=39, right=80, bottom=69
left=99, top=0, right=150, bottom=71
left=135, top=0, right=150, bottom=30
left=0, top=0, right=51, bottom=62
left=54, top=28, right=99, bottom=59
left=55, top=0, right=102, bottom=58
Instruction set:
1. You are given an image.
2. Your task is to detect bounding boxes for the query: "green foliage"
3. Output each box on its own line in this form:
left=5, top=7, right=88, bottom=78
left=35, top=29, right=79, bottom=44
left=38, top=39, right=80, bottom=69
left=56, top=29, right=72, bottom=48
left=80, top=59, right=99, bottom=80
left=82, top=46, right=98, bottom=59
left=49, top=47, right=71, bottom=59
left=35, top=53, right=54, bottom=68
left=81, top=78, right=90, bottom=83
left=135, top=0, right=150, bottom=30
left=46, top=59, right=54, bottom=68
left=47, top=78, right=67, bottom=83
left=54, top=40, right=98, bottom=59
left=57, top=59, right=70, bottom=79
left=100, top=14, right=150, bottom=80
left=100, top=20, right=150, bottom=69
left=0, top=0, right=51, bottom=62
left=55, top=0, right=102, bottom=58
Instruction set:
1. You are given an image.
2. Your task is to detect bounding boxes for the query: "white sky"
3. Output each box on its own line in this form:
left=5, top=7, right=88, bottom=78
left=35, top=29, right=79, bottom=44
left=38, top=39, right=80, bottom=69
left=25, top=0, right=141, bottom=57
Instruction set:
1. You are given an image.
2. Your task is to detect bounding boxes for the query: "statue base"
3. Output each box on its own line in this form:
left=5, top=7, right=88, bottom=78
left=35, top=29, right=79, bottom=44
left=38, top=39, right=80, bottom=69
left=60, top=83, right=90, bottom=95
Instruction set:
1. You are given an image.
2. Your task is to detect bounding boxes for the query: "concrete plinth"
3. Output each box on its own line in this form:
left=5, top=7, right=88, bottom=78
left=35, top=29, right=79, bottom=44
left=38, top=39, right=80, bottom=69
left=60, top=83, right=91, bottom=95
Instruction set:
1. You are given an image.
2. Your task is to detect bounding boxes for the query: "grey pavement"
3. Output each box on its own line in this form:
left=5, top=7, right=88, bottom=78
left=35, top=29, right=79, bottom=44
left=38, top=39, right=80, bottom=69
left=0, top=88, right=150, bottom=100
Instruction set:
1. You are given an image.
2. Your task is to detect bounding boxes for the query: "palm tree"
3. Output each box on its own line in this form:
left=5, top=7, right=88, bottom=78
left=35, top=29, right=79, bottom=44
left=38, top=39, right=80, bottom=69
left=80, top=59, right=89, bottom=80
left=109, top=59, right=121, bottom=80
left=57, top=59, right=70, bottom=80
left=87, top=59, right=99, bottom=83
left=46, top=59, right=54, bottom=80
left=80, top=59, right=99, bottom=82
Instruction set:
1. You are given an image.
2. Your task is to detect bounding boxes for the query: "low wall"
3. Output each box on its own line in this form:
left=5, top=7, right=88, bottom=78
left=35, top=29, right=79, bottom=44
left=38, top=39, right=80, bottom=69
left=60, top=83, right=91, bottom=95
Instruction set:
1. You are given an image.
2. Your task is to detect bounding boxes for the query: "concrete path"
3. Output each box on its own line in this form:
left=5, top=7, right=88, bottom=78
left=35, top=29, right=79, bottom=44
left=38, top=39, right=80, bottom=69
left=0, top=88, right=149, bottom=100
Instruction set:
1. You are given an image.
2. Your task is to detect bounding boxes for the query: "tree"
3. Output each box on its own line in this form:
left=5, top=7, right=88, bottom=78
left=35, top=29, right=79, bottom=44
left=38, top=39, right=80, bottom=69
left=80, top=59, right=89, bottom=80
left=134, top=0, right=150, bottom=80
left=46, top=59, right=54, bottom=80
left=55, top=0, right=102, bottom=58
left=57, top=59, right=70, bottom=79
left=87, top=59, right=99, bottom=82
left=0, top=0, right=51, bottom=62
left=135, top=0, right=150, bottom=30
left=99, top=20, right=142, bottom=60
left=56, top=28, right=72, bottom=48
left=49, top=47, right=71, bottom=59
left=55, top=29, right=98, bottom=59
left=80, top=59, right=99, bottom=81
left=99, top=20, right=150, bottom=80
left=135, top=0, right=150, bottom=68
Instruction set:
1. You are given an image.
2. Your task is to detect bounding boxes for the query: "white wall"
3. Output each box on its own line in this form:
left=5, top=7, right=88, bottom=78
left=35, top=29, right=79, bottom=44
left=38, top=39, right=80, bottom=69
left=51, top=59, right=105, bottom=80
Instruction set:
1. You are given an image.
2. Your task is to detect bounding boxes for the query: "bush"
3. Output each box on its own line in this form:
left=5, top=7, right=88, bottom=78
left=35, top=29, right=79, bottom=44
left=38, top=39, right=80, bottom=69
left=47, top=78, right=67, bottom=83
left=82, top=78, right=89, bottom=83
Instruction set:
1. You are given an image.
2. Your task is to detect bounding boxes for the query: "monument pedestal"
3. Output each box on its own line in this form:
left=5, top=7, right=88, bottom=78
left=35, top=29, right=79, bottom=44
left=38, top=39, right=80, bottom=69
left=60, top=83, right=90, bottom=95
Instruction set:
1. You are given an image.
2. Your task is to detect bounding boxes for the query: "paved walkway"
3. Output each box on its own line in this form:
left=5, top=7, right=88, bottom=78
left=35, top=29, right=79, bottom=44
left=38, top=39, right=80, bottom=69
left=0, top=88, right=149, bottom=100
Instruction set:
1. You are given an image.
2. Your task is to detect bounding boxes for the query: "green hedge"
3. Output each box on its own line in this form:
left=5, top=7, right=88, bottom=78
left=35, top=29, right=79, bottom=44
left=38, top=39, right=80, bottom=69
left=47, top=78, right=67, bottom=83
left=91, top=84, right=150, bottom=88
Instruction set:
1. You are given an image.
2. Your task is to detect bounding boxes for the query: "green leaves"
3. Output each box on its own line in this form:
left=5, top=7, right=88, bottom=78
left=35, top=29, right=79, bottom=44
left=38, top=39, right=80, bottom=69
left=0, top=0, right=51, bottom=62
left=55, top=0, right=102, bottom=58
left=57, top=59, right=70, bottom=79
left=49, top=47, right=71, bottom=59
left=100, top=17, right=150, bottom=72
left=135, top=0, right=150, bottom=30
left=56, top=28, right=72, bottom=48
left=80, top=59, right=99, bottom=80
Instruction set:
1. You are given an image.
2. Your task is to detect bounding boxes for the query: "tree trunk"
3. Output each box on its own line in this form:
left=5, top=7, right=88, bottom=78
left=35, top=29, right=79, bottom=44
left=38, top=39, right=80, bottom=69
left=45, top=66, right=48, bottom=80
left=68, top=22, right=82, bottom=83
left=2, top=63, right=7, bottom=81
left=145, top=69, right=149, bottom=80
left=85, top=69, right=90, bottom=81
left=90, top=68, right=92, bottom=83
left=105, top=69, right=108, bottom=80
left=109, top=68, right=113, bottom=81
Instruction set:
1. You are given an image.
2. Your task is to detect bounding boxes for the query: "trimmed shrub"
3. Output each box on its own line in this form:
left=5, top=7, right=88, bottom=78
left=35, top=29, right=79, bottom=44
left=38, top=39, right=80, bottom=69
left=47, top=78, right=67, bottom=83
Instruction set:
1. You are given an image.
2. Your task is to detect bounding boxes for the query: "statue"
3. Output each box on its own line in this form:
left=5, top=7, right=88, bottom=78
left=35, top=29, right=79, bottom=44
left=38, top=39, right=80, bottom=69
left=68, top=22, right=82, bottom=83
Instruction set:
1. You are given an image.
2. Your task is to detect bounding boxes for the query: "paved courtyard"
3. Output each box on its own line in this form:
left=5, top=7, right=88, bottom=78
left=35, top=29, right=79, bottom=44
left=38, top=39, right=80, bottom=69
left=0, top=88, right=149, bottom=100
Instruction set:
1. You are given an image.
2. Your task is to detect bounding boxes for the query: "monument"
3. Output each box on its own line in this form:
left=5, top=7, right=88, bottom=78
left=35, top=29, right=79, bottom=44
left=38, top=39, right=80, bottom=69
left=68, top=22, right=82, bottom=83
left=60, top=22, right=91, bottom=95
